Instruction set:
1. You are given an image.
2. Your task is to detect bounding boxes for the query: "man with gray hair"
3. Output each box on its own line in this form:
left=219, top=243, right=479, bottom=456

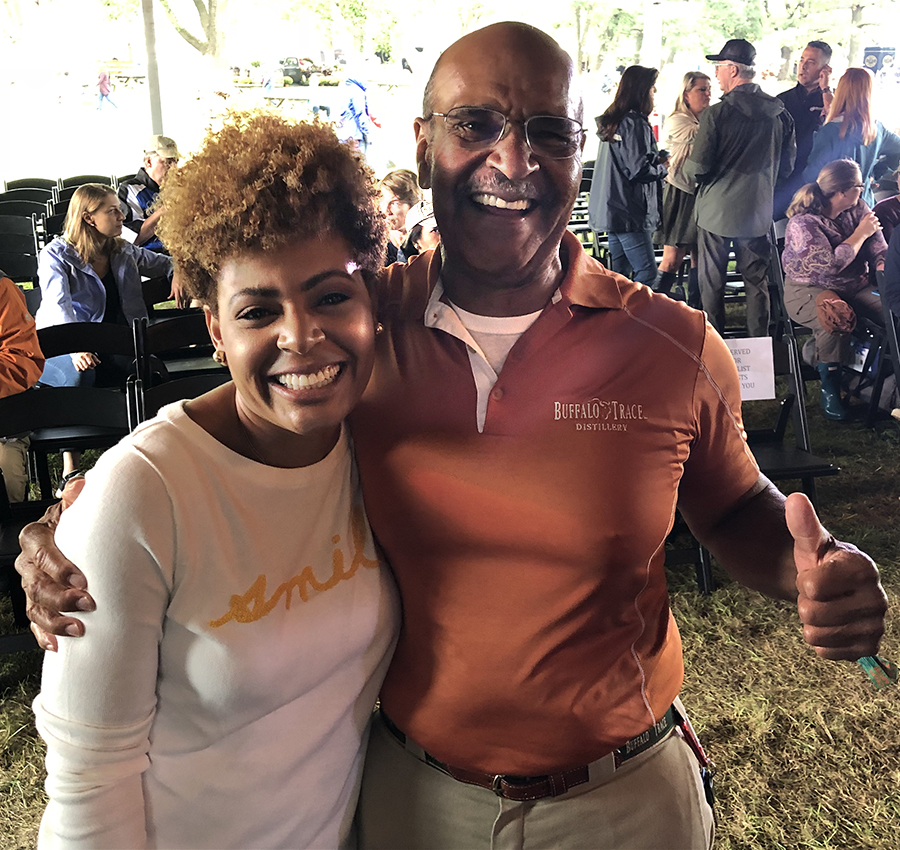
left=685, top=38, right=795, bottom=337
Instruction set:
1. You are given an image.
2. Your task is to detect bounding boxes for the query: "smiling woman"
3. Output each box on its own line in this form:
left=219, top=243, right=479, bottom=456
left=32, top=112, right=400, bottom=849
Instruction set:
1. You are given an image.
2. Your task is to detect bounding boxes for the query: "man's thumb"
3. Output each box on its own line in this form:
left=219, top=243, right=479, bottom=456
left=785, top=492, right=830, bottom=572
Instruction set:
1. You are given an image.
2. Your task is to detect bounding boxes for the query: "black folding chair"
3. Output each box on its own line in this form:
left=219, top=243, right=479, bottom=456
left=0, top=252, right=37, bottom=284
left=0, top=214, right=40, bottom=255
left=0, top=386, right=128, bottom=652
left=58, top=174, right=115, bottom=190
left=128, top=314, right=228, bottom=430
left=4, top=177, right=56, bottom=191
left=0, top=187, right=54, bottom=204
left=0, top=199, right=47, bottom=218
left=34, top=323, right=135, bottom=495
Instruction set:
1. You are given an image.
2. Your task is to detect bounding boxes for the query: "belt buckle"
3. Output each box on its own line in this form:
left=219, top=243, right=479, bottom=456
left=491, top=774, right=505, bottom=796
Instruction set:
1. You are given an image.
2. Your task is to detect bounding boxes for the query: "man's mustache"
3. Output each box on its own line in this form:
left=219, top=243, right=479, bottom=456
left=464, top=175, right=539, bottom=200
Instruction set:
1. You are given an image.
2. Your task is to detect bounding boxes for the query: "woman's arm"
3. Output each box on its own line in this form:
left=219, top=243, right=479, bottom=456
left=36, top=246, right=78, bottom=326
left=35, top=449, right=175, bottom=849
left=783, top=215, right=875, bottom=284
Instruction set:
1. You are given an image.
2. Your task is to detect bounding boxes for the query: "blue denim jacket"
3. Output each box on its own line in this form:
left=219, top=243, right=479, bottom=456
left=35, top=237, right=171, bottom=330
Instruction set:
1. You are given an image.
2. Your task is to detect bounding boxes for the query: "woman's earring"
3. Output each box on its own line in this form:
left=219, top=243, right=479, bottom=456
left=213, top=349, right=227, bottom=365
left=375, top=322, right=384, bottom=335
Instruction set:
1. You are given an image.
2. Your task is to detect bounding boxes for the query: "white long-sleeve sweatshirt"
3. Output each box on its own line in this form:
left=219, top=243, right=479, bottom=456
left=34, top=402, right=400, bottom=849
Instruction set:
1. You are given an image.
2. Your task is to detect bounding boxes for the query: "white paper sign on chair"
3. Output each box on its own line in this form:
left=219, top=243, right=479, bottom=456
left=725, top=337, right=775, bottom=401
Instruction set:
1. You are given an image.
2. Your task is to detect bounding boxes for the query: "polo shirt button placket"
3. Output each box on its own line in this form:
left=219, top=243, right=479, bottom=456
left=491, top=387, right=504, bottom=401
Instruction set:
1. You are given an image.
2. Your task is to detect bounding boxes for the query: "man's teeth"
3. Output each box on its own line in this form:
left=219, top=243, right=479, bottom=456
left=276, top=365, right=340, bottom=390
left=472, top=194, right=531, bottom=211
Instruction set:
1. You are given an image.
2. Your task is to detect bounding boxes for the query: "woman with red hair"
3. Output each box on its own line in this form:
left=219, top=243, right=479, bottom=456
left=802, top=67, right=900, bottom=206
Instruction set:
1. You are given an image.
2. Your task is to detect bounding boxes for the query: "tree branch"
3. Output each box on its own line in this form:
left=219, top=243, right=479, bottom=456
left=158, top=0, right=208, bottom=53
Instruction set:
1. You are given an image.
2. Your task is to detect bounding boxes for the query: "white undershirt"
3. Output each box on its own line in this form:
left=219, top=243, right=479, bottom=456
left=423, top=281, right=556, bottom=432
left=449, top=301, right=542, bottom=374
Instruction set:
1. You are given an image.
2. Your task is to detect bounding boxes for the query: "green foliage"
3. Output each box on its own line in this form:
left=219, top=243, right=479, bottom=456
left=100, top=0, right=140, bottom=22
left=699, top=0, right=765, bottom=42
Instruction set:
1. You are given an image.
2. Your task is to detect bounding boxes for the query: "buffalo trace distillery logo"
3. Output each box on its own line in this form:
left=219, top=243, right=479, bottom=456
left=553, top=397, right=648, bottom=431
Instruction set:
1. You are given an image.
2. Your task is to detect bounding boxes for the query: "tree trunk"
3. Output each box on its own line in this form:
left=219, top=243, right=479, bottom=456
left=142, top=0, right=164, bottom=135
left=848, top=4, right=864, bottom=67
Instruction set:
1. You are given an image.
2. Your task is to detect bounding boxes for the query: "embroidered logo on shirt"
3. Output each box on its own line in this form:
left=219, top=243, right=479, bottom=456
left=209, top=505, right=379, bottom=628
left=553, top=398, right=648, bottom=432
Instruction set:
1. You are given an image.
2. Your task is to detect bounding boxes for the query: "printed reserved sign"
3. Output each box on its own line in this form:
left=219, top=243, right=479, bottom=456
left=725, top=337, right=775, bottom=401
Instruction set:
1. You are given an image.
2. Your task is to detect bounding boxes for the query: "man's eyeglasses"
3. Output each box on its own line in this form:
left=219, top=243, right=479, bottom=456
left=430, top=107, right=585, bottom=159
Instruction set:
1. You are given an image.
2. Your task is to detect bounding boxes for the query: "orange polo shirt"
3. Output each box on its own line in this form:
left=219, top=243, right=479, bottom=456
left=351, top=232, right=760, bottom=776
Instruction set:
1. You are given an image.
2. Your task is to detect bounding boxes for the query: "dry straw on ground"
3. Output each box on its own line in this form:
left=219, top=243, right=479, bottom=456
left=1, top=396, right=898, bottom=849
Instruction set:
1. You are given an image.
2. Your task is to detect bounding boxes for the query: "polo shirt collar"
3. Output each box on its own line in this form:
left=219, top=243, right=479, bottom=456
left=422, top=230, right=626, bottom=321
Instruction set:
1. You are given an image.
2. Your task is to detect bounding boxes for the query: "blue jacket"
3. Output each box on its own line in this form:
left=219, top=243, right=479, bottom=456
left=339, top=79, right=372, bottom=143
left=35, top=237, right=171, bottom=330
left=802, top=120, right=900, bottom=207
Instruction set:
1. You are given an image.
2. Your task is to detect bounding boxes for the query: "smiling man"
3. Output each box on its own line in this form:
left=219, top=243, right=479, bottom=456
left=347, top=23, right=882, bottom=850
left=18, top=22, right=887, bottom=850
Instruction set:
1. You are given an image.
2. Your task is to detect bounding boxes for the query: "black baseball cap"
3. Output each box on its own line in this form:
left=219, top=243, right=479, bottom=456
left=705, top=39, right=756, bottom=66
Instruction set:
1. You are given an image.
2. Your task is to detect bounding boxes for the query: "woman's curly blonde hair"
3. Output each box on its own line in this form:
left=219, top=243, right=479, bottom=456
left=157, top=110, right=386, bottom=307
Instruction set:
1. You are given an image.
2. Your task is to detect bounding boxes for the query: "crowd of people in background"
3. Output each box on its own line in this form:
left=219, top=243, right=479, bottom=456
left=590, top=36, right=900, bottom=421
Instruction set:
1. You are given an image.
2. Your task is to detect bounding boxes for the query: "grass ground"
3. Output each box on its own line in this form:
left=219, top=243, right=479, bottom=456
left=1, top=393, right=898, bottom=849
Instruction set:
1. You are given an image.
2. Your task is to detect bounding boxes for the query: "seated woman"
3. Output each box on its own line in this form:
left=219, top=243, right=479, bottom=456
left=35, top=183, right=172, bottom=389
left=783, top=158, right=887, bottom=420
left=33, top=113, right=399, bottom=849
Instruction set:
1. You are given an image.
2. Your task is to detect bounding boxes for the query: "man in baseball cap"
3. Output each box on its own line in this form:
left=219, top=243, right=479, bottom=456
left=685, top=39, right=795, bottom=337
left=705, top=38, right=756, bottom=65
left=402, top=198, right=440, bottom=257
left=117, top=135, right=181, bottom=253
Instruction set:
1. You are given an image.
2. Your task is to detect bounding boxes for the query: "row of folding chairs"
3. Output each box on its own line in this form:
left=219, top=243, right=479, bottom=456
left=4, top=174, right=137, bottom=193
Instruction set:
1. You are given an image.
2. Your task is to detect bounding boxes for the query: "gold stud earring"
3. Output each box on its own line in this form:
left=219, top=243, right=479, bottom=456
left=375, top=322, right=384, bottom=335
left=213, top=349, right=227, bottom=365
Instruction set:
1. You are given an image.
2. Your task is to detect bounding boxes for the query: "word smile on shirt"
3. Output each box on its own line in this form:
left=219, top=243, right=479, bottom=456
left=210, top=504, right=379, bottom=628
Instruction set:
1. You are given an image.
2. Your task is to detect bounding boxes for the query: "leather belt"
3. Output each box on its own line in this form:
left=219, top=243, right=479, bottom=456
left=380, top=707, right=676, bottom=802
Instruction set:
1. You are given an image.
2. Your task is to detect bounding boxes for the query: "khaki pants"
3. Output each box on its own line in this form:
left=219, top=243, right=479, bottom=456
left=358, top=710, right=714, bottom=850
left=784, top=278, right=883, bottom=364
left=0, top=437, right=29, bottom=502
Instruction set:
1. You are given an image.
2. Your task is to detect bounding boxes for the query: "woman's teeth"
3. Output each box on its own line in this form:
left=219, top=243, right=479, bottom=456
left=276, top=364, right=340, bottom=390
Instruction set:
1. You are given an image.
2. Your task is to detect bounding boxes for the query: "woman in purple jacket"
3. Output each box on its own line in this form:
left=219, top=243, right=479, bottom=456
left=783, top=159, right=887, bottom=419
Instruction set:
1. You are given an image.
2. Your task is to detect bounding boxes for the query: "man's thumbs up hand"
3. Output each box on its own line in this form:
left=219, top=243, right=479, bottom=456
left=786, top=493, right=887, bottom=661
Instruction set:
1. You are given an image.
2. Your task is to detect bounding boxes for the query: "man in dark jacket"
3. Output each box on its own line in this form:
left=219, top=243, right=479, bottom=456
left=685, top=39, right=795, bottom=337
left=773, top=41, right=833, bottom=219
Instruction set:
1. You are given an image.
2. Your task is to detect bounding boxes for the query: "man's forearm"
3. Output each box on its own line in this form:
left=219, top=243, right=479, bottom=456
left=136, top=209, right=163, bottom=246
left=683, top=479, right=798, bottom=601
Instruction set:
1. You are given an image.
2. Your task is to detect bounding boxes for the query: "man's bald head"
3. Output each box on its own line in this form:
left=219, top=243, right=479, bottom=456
left=422, top=22, right=582, bottom=123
